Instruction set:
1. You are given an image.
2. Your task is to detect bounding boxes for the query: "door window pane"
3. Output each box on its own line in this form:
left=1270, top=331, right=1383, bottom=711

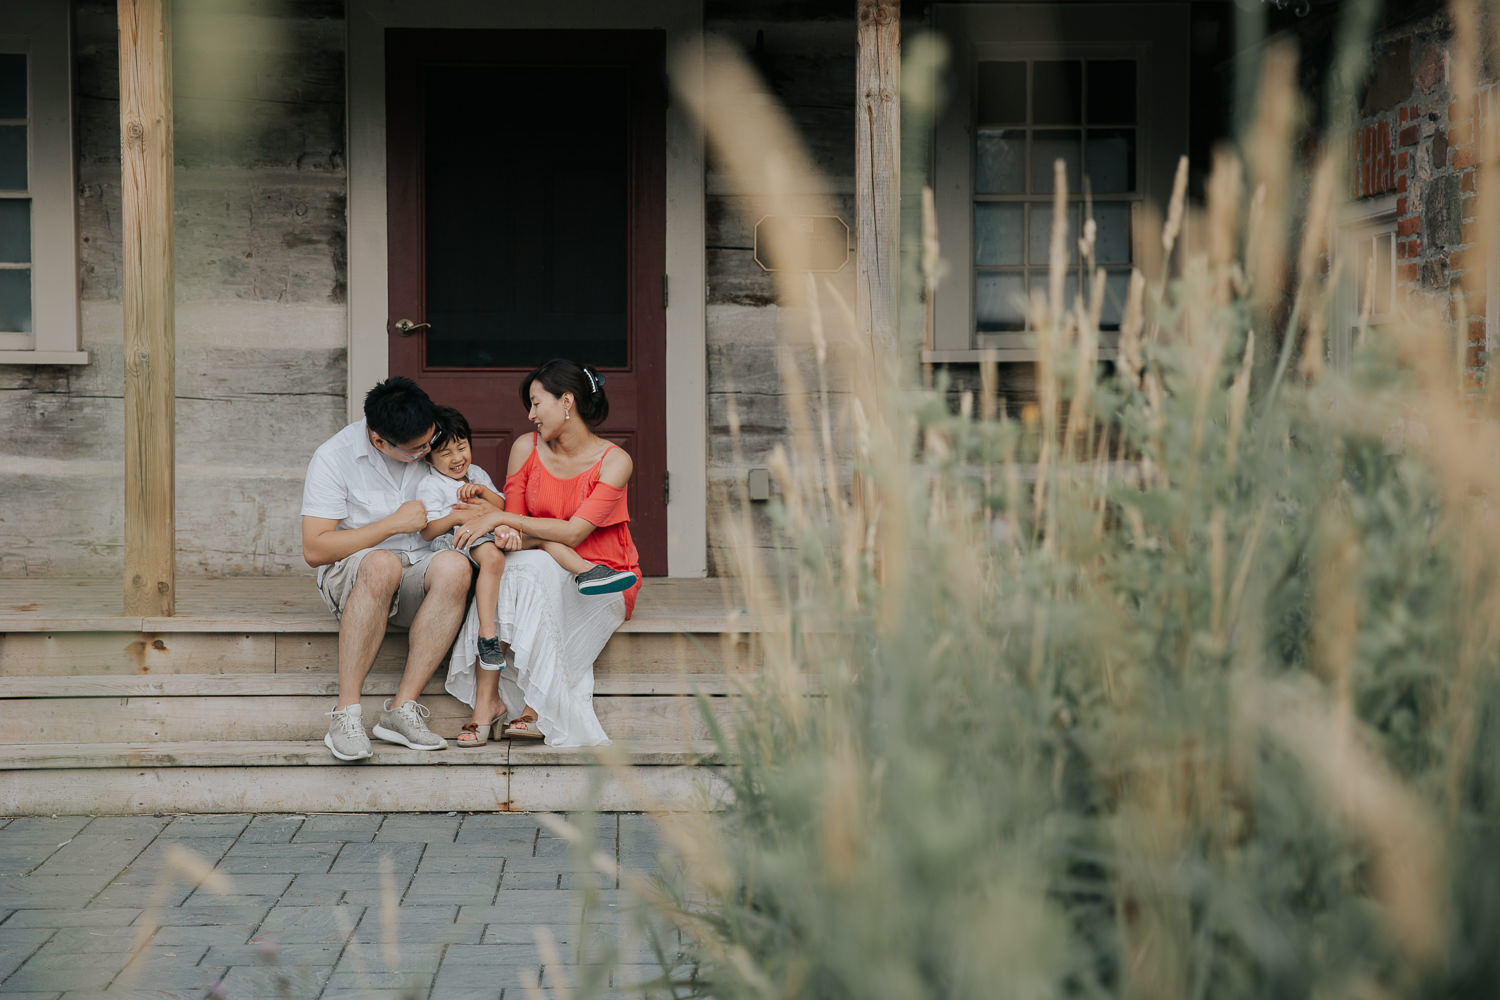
left=976, top=272, right=1027, bottom=331
left=1086, top=60, right=1136, bottom=124
left=1086, top=129, right=1135, bottom=194
left=1032, top=61, right=1082, bottom=125
left=1029, top=270, right=1081, bottom=313
left=976, top=128, right=1025, bottom=194
left=1031, top=131, right=1081, bottom=193
left=0, top=268, right=31, bottom=332
left=0, top=126, right=26, bottom=190
left=975, top=203, right=1024, bottom=266
left=0, top=54, right=24, bottom=119
left=0, top=198, right=29, bottom=263
left=423, top=65, right=628, bottom=369
left=977, top=61, right=1026, bottom=124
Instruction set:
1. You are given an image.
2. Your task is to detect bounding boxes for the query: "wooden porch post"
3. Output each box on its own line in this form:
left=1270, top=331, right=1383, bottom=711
left=118, top=0, right=175, bottom=616
left=856, top=0, right=900, bottom=359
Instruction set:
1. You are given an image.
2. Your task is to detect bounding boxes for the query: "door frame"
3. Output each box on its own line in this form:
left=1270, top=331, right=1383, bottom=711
left=346, top=0, right=707, bottom=577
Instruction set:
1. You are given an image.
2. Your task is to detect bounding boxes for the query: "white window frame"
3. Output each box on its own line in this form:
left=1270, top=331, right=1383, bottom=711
left=1335, top=194, right=1398, bottom=369
left=0, top=0, right=84, bottom=365
left=930, top=3, right=1188, bottom=363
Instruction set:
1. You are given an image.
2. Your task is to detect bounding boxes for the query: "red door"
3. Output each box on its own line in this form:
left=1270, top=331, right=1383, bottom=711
left=386, top=29, right=668, bottom=575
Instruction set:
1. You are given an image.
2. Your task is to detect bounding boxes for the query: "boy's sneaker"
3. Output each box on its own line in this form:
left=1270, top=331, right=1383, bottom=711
left=576, top=564, right=638, bottom=596
left=477, top=636, right=506, bottom=669
left=324, top=704, right=372, bottom=761
left=372, top=699, right=446, bottom=750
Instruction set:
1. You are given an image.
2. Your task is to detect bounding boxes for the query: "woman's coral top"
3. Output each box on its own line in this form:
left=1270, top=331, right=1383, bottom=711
left=503, top=434, right=642, bottom=619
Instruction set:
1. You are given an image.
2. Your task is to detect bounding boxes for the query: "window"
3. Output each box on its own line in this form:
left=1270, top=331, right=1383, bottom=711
left=0, top=0, right=85, bottom=365
left=1336, top=195, right=1397, bottom=368
left=930, top=4, right=1188, bottom=362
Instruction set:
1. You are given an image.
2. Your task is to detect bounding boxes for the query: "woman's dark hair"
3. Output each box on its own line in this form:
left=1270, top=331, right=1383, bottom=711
left=520, top=359, right=609, bottom=428
left=427, top=405, right=471, bottom=453
left=364, top=376, right=436, bottom=444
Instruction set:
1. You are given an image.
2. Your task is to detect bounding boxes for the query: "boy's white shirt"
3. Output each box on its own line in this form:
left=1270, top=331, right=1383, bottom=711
left=417, top=463, right=501, bottom=522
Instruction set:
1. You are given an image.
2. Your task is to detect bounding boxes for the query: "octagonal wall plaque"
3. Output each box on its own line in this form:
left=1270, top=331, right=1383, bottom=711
left=753, top=215, right=851, bottom=272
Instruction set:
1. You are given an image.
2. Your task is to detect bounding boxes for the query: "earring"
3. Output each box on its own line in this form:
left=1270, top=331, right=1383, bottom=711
left=564, top=408, right=571, bottom=421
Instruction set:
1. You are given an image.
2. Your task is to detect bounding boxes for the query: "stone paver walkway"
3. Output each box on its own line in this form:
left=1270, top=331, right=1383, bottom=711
left=0, top=813, right=677, bottom=999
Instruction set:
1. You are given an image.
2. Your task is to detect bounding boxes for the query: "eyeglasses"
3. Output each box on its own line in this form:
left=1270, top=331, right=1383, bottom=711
left=379, top=420, right=442, bottom=460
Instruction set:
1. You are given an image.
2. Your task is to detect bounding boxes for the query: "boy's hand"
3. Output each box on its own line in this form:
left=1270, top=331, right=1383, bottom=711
left=457, top=482, right=482, bottom=501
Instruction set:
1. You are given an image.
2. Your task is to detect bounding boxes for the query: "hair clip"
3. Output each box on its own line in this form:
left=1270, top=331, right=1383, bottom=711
left=584, top=367, right=603, bottom=394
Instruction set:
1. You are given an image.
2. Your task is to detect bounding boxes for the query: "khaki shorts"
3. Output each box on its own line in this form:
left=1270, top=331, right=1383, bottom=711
left=317, top=547, right=438, bottom=628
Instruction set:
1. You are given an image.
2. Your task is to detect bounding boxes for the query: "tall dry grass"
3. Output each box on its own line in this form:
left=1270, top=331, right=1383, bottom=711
left=563, top=2, right=1500, bottom=997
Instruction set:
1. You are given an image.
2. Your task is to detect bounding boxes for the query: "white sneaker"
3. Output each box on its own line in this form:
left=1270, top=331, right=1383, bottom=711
left=372, top=699, right=447, bottom=751
left=324, top=704, right=372, bottom=761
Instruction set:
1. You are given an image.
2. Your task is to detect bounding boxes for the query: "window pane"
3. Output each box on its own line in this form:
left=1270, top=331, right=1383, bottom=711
left=975, top=203, right=1024, bottom=266
left=977, top=61, right=1026, bottom=124
left=1087, top=61, right=1136, bottom=124
left=1032, top=61, right=1082, bottom=125
left=1029, top=203, right=1080, bottom=267
left=976, top=128, right=1025, bottom=194
left=0, top=268, right=31, bottom=332
left=1031, top=131, right=1081, bottom=194
left=976, top=272, right=1028, bottom=332
left=1091, top=203, right=1131, bottom=266
left=1086, top=129, right=1136, bottom=194
left=0, top=126, right=25, bottom=190
left=0, top=198, right=28, bottom=263
left=1029, top=271, right=1081, bottom=315
left=0, top=54, right=24, bottom=119
left=1100, top=269, right=1132, bottom=329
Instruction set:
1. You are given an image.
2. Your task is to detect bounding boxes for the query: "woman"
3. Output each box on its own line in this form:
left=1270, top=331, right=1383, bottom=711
left=443, top=359, right=642, bottom=747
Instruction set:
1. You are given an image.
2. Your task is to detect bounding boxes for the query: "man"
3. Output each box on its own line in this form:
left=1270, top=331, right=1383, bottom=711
left=301, top=377, right=473, bottom=760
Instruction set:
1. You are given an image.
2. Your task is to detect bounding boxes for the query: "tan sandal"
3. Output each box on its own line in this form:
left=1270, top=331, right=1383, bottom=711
left=502, top=716, right=544, bottom=740
left=457, top=715, right=502, bottom=748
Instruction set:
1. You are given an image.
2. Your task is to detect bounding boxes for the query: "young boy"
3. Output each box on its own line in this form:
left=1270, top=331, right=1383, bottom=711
left=418, top=407, right=511, bottom=670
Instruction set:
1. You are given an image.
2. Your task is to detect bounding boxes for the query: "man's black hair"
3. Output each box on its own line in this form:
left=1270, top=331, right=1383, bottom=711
left=364, top=376, right=436, bottom=445
left=428, top=405, right=472, bottom=454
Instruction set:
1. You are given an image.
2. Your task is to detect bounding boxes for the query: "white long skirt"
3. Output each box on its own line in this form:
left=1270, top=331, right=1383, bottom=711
left=444, top=549, right=622, bottom=747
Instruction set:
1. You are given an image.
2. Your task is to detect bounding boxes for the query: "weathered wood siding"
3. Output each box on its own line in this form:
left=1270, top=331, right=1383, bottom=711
left=702, top=7, right=860, bottom=575
left=0, top=0, right=346, bottom=577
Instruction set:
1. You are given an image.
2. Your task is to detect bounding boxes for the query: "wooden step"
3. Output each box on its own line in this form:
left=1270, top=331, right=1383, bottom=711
left=4, top=691, right=742, bottom=744
left=0, top=740, right=731, bottom=814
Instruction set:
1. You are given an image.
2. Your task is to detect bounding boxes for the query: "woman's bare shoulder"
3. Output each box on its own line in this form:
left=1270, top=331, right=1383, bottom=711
left=599, top=443, right=634, bottom=487
left=507, top=432, right=536, bottom=474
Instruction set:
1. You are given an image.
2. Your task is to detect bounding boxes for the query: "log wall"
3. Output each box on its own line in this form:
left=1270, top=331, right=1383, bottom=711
left=0, top=0, right=347, bottom=577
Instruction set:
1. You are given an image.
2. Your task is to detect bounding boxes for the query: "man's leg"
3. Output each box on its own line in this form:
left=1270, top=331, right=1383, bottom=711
left=395, top=549, right=473, bottom=704
left=335, top=550, right=402, bottom=709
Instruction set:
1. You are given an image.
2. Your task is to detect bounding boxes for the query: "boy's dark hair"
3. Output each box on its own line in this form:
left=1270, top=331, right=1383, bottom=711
left=519, top=359, right=610, bottom=428
left=427, top=405, right=472, bottom=455
left=364, top=377, right=436, bottom=444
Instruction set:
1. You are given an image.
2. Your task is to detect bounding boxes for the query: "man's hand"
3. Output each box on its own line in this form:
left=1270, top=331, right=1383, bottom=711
left=390, top=500, right=429, bottom=534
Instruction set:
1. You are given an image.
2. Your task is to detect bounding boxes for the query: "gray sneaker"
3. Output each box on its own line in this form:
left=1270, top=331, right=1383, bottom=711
left=324, top=704, right=372, bottom=761
left=477, top=636, right=505, bottom=669
left=372, top=699, right=446, bottom=750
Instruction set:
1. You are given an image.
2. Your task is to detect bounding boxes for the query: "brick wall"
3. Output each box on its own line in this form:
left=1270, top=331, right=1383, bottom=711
left=1352, top=16, right=1495, bottom=384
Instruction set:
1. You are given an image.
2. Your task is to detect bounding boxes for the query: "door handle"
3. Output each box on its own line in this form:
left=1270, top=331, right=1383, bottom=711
left=393, top=318, right=431, bottom=336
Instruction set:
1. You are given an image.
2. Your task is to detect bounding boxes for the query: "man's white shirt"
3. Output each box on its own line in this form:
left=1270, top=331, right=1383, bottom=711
left=301, top=419, right=435, bottom=585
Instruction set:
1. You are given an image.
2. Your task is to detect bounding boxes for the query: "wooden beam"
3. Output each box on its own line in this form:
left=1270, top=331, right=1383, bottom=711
left=118, top=0, right=176, bottom=616
left=856, top=0, right=901, bottom=359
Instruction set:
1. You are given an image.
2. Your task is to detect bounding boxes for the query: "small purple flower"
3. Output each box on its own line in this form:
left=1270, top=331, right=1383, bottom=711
left=255, top=935, right=279, bottom=960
